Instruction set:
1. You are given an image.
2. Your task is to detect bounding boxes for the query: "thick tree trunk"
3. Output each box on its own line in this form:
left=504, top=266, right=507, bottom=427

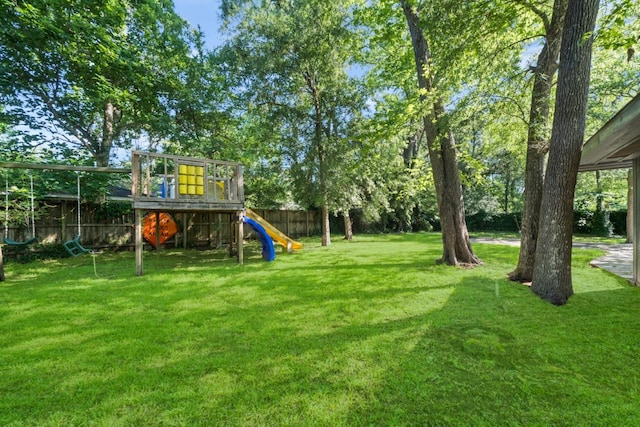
left=531, top=0, right=600, bottom=305
left=401, top=0, right=480, bottom=266
left=343, top=210, right=353, bottom=240
left=0, top=244, right=4, bottom=282
left=321, top=205, right=331, bottom=246
left=429, top=128, right=480, bottom=265
left=96, top=100, right=117, bottom=167
left=510, top=0, right=567, bottom=282
left=305, top=70, right=331, bottom=247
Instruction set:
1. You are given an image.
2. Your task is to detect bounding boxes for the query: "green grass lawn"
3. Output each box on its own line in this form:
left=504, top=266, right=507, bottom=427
left=2, top=233, right=639, bottom=426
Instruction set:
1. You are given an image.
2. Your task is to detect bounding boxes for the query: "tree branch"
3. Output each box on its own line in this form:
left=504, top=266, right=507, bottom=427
left=510, top=0, right=550, bottom=32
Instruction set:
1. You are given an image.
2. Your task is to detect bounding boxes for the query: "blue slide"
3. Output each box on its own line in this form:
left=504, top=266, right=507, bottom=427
left=244, top=217, right=276, bottom=262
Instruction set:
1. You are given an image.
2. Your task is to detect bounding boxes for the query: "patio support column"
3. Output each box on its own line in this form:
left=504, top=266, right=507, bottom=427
left=633, top=159, right=640, bottom=285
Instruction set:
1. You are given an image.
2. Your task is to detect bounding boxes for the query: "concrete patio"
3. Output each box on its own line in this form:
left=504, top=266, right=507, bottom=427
left=471, top=238, right=634, bottom=283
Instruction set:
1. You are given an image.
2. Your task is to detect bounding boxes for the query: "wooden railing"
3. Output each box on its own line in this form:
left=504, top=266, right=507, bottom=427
left=131, top=151, right=244, bottom=211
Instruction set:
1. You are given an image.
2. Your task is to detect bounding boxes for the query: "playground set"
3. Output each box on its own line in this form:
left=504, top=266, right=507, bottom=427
left=0, top=151, right=302, bottom=277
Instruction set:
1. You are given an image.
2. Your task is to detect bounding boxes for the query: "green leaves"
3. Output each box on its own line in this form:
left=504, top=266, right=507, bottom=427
left=220, top=0, right=374, bottom=212
left=0, top=0, right=199, bottom=165
left=597, top=0, right=640, bottom=52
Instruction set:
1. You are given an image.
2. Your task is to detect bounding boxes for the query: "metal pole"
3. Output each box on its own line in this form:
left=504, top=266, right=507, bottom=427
left=76, top=173, right=81, bottom=237
left=30, top=174, right=35, bottom=238
left=4, top=177, right=8, bottom=239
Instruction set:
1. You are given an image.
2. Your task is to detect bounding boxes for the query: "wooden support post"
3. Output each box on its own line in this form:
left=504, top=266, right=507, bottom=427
left=155, top=211, right=160, bottom=251
left=628, top=169, right=633, bottom=244
left=135, top=208, right=143, bottom=276
left=633, top=159, right=640, bottom=285
left=285, top=209, right=290, bottom=236
left=216, top=213, right=222, bottom=248
left=132, top=153, right=141, bottom=198
left=228, top=213, right=234, bottom=258
left=237, top=166, right=244, bottom=201
left=132, top=153, right=143, bottom=276
left=182, top=213, right=188, bottom=249
left=237, top=211, right=244, bottom=265
left=60, top=200, right=67, bottom=242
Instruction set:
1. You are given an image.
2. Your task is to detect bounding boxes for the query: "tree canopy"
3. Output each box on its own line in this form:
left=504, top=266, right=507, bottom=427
left=0, top=0, right=200, bottom=166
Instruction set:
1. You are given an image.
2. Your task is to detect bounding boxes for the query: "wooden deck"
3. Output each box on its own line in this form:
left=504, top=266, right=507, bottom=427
left=131, top=151, right=244, bottom=211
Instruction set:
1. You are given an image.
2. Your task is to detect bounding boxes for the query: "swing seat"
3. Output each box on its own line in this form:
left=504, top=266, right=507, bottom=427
left=3, top=237, right=37, bottom=247
left=63, top=235, right=92, bottom=257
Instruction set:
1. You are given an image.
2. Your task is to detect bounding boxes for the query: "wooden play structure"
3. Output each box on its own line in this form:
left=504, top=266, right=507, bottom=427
left=2, top=151, right=301, bottom=279
left=131, top=151, right=246, bottom=275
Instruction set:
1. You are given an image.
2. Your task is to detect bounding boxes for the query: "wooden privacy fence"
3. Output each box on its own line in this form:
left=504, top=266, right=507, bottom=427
left=4, top=201, right=321, bottom=250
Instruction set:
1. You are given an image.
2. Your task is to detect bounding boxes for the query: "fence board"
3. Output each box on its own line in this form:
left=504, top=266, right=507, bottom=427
left=2, top=201, right=320, bottom=249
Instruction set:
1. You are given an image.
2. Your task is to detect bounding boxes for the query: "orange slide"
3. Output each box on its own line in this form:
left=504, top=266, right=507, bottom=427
left=244, top=209, right=303, bottom=252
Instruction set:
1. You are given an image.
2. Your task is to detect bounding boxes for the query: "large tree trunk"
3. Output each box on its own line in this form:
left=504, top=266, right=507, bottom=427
left=321, top=205, right=331, bottom=246
left=305, top=70, right=331, bottom=246
left=509, top=0, right=568, bottom=282
left=95, top=100, right=118, bottom=167
left=0, top=244, right=4, bottom=282
left=531, top=0, right=600, bottom=305
left=401, top=0, right=480, bottom=266
left=343, top=210, right=353, bottom=240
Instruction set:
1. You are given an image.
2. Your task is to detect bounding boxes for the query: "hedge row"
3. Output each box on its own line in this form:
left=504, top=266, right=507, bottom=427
left=465, top=210, right=627, bottom=236
left=343, top=209, right=628, bottom=237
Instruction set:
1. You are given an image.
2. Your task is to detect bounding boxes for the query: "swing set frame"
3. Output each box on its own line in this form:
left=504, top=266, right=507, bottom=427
left=0, top=162, right=129, bottom=267
left=0, top=162, right=128, bottom=282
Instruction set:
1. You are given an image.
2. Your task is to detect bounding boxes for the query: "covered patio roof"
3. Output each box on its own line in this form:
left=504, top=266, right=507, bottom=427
left=578, top=91, right=640, bottom=285
left=579, top=92, right=640, bottom=172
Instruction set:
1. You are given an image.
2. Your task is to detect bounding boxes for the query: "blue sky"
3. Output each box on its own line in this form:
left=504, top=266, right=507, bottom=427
left=173, top=0, right=224, bottom=49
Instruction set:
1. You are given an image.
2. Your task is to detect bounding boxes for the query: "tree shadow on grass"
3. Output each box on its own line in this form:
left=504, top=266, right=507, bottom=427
left=346, top=275, right=640, bottom=426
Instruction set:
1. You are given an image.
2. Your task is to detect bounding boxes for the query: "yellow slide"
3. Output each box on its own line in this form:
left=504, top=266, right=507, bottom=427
left=245, top=209, right=303, bottom=252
